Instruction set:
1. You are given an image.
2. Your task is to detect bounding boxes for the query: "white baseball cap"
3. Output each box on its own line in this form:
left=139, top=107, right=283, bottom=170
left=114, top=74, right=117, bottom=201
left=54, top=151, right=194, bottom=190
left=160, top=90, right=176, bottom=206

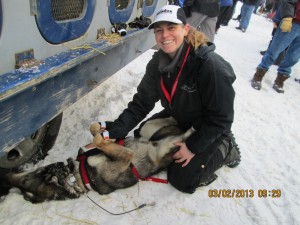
left=148, top=5, right=187, bottom=29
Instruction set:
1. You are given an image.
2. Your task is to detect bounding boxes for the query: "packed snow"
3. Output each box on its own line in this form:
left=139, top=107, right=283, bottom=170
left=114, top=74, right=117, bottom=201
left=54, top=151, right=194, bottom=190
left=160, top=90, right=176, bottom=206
left=1, top=2, right=300, bottom=225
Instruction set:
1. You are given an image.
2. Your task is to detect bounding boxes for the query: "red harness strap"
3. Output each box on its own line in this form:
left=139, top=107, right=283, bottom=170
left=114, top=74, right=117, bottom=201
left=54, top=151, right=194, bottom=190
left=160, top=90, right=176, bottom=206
left=77, top=154, right=94, bottom=191
left=130, top=164, right=168, bottom=184
left=117, top=138, right=125, bottom=146
left=77, top=143, right=98, bottom=191
left=117, top=139, right=168, bottom=184
left=77, top=138, right=168, bottom=189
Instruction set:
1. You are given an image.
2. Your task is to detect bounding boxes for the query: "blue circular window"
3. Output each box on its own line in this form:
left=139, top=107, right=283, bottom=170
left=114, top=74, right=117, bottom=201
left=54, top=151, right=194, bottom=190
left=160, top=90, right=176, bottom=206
left=108, top=0, right=135, bottom=24
left=142, top=0, right=158, bottom=17
left=35, top=0, right=95, bottom=44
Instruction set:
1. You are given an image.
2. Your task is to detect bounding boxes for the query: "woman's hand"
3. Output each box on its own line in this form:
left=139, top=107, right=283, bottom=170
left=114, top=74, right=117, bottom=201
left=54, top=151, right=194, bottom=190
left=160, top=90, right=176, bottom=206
left=172, top=142, right=195, bottom=167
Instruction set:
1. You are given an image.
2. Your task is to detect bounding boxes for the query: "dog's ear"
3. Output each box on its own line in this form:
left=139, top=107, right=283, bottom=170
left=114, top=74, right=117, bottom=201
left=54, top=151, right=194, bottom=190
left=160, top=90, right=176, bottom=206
left=170, top=145, right=180, bottom=154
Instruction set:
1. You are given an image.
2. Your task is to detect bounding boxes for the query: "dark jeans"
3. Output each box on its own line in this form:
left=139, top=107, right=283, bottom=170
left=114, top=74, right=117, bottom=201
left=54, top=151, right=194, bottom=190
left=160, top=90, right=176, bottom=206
left=240, top=3, right=256, bottom=30
left=264, top=28, right=287, bottom=66
left=258, top=22, right=300, bottom=76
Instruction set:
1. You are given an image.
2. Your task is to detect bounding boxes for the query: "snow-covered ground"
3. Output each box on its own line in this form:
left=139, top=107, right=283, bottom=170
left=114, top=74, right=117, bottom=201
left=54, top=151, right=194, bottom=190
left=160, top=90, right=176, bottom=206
left=1, top=2, right=300, bottom=225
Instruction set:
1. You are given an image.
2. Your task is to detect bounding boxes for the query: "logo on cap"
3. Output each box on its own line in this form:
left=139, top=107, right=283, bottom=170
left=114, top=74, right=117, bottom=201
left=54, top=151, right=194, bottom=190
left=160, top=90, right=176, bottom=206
left=156, top=9, right=173, bottom=16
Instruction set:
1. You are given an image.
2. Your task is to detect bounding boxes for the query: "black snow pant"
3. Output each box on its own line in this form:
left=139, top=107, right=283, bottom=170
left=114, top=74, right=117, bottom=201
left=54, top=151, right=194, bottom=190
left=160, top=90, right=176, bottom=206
left=167, top=140, right=223, bottom=193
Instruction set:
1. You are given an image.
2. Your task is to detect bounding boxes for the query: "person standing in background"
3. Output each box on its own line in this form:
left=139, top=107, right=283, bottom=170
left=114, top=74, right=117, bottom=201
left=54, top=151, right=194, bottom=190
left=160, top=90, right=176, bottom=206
left=215, top=0, right=234, bottom=33
left=251, top=0, right=300, bottom=93
left=183, top=0, right=220, bottom=42
left=253, top=0, right=265, bottom=14
left=259, top=0, right=286, bottom=66
left=236, top=0, right=261, bottom=32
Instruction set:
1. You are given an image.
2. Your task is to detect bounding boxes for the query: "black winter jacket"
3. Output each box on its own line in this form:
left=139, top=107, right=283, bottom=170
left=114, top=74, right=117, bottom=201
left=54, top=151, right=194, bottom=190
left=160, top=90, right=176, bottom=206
left=281, top=0, right=300, bottom=24
left=243, top=0, right=261, bottom=5
left=111, top=42, right=236, bottom=162
left=188, top=0, right=220, bottom=17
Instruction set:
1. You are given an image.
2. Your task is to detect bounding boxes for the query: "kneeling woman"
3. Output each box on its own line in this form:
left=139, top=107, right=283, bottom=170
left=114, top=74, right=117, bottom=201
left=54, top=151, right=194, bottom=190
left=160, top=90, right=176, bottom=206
left=101, top=5, right=241, bottom=193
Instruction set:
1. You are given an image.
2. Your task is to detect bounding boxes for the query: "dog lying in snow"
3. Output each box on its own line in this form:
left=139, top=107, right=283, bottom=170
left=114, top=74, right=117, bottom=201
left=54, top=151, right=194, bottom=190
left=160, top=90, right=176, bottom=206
left=0, top=117, right=193, bottom=203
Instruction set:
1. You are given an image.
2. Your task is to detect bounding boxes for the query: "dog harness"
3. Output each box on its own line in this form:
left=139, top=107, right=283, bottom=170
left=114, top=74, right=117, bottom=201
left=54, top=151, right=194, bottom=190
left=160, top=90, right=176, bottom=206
left=130, top=164, right=168, bottom=184
left=77, top=143, right=99, bottom=191
left=116, top=139, right=168, bottom=184
left=77, top=138, right=169, bottom=191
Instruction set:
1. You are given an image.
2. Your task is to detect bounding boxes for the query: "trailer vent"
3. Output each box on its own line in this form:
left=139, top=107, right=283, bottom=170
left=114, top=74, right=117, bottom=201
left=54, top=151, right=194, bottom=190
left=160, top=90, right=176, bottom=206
left=51, top=0, right=85, bottom=21
left=115, top=0, right=129, bottom=10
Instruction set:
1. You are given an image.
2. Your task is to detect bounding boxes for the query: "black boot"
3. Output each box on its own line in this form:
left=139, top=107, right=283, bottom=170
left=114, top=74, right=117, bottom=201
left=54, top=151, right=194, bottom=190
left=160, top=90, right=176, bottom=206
left=198, top=173, right=218, bottom=187
left=273, top=73, right=289, bottom=93
left=219, top=133, right=241, bottom=168
left=232, top=14, right=241, bottom=21
left=251, top=68, right=268, bottom=90
left=260, top=50, right=266, bottom=55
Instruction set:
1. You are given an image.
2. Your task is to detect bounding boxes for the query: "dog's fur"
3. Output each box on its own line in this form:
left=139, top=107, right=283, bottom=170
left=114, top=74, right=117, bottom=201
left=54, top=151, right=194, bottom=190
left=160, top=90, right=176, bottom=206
left=0, top=117, right=192, bottom=203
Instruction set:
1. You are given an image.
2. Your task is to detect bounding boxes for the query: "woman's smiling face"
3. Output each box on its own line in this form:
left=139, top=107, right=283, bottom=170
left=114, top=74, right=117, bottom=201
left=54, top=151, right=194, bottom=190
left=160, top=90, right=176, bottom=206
left=154, top=22, right=190, bottom=58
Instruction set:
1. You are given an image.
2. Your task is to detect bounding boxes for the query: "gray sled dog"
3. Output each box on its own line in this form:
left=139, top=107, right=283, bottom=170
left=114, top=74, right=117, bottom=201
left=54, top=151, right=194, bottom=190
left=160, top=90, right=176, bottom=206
left=0, top=117, right=193, bottom=203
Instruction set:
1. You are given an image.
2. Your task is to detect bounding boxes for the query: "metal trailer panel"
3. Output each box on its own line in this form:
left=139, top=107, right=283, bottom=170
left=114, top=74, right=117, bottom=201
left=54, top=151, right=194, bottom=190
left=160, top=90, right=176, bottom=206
left=0, top=29, right=155, bottom=153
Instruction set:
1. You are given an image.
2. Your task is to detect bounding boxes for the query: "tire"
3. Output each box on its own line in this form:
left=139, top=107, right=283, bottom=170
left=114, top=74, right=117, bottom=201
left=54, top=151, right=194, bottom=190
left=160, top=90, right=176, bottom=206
left=0, top=113, right=63, bottom=176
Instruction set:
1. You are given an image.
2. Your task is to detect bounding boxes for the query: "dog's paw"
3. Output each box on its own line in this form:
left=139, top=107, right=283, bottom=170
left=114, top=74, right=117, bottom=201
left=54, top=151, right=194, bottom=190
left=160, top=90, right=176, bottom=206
left=90, top=122, right=101, bottom=136
left=93, top=133, right=104, bottom=147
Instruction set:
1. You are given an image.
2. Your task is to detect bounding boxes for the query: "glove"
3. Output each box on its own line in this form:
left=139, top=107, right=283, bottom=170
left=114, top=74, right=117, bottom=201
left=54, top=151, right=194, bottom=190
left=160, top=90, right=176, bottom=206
left=102, top=121, right=128, bottom=139
left=280, top=18, right=293, bottom=32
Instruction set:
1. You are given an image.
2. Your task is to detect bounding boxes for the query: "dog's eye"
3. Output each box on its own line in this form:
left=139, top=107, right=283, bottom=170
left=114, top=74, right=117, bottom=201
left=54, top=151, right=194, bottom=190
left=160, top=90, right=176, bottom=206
left=152, top=142, right=158, bottom=147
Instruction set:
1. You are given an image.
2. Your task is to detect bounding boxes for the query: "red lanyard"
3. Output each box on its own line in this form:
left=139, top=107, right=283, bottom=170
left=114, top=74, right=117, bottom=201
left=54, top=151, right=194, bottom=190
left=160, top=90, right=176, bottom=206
left=160, top=45, right=191, bottom=106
